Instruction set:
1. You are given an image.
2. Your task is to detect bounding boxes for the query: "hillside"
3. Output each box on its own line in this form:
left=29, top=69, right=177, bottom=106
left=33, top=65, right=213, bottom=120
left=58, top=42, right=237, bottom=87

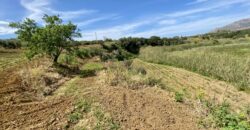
left=216, top=18, right=250, bottom=31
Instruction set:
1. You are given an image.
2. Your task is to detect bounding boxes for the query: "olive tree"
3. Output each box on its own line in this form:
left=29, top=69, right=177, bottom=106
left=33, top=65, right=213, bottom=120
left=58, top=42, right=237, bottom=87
left=9, top=14, right=81, bottom=64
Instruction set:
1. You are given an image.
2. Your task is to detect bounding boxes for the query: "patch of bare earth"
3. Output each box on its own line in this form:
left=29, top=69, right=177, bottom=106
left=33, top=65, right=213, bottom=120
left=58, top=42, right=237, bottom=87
left=0, top=58, right=74, bottom=130
left=89, top=70, right=201, bottom=130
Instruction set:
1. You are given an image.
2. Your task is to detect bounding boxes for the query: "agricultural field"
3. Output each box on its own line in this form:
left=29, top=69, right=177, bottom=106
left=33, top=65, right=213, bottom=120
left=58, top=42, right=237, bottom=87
left=140, top=39, right=250, bottom=91
left=1, top=10, right=250, bottom=130
left=1, top=39, right=250, bottom=129
left=0, top=49, right=26, bottom=71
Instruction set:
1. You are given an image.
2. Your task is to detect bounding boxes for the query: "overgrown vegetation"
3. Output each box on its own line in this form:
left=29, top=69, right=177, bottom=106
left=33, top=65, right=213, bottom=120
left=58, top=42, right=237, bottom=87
left=104, top=61, right=166, bottom=90
left=199, top=101, right=250, bottom=130
left=140, top=41, right=250, bottom=91
left=66, top=99, right=120, bottom=130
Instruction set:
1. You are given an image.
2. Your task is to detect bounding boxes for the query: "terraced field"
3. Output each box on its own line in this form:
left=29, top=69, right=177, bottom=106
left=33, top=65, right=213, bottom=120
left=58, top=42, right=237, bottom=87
left=140, top=42, right=250, bottom=91
left=133, top=59, right=250, bottom=111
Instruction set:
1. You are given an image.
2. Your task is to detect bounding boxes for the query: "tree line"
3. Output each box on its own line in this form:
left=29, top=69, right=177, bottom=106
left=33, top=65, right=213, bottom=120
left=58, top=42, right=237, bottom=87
left=0, top=39, right=21, bottom=49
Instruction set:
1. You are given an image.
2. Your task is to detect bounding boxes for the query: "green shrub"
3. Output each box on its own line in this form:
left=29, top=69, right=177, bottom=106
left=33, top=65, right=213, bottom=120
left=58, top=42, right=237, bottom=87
left=100, top=42, right=135, bottom=61
left=58, top=53, right=78, bottom=66
left=175, top=91, right=184, bottom=102
left=68, top=100, right=92, bottom=124
left=75, top=47, right=102, bottom=59
left=146, top=77, right=161, bottom=86
left=200, top=101, right=250, bottom=130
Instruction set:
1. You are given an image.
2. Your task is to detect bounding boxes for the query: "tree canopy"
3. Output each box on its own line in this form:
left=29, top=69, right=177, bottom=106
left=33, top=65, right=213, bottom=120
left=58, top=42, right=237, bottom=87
left=9, top=14, right=81, bottom=63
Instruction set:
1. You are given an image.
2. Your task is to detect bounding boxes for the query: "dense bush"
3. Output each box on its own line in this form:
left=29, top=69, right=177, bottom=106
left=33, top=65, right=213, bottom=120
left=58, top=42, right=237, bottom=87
left=75, top=47, right=103, bottom=59
left=0, top=39, right=21, bottom=49
left=120, top=37, right=141, bottom=54
left=100, top=42, right=134, bottom=61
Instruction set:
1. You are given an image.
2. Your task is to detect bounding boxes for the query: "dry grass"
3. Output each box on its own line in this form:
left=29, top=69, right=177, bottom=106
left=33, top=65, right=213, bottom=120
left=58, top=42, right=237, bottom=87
left=139, top=42, right=250, bottom=91
left=0, top=49, right=26, bottom=71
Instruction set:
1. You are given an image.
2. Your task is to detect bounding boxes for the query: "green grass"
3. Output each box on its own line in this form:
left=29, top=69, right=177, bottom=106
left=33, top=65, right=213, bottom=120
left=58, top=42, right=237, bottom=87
left=199, top=101, right=250, bottom=130
left=139, top=41, right=250, bottom=91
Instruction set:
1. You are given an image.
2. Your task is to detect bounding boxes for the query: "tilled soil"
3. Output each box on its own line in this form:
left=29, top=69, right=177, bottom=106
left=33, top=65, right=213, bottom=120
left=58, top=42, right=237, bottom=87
left=0, top=63, right=74, bottom=130
left=90, top=70, right=201, bottom=130
left=0, top=97, right=73, bottom=130
left=96, top=86, right=200, bottom=130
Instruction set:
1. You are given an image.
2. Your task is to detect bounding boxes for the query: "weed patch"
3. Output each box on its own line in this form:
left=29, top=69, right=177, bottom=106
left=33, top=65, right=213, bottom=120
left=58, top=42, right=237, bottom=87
left=199, top=101, right=250, bottom=129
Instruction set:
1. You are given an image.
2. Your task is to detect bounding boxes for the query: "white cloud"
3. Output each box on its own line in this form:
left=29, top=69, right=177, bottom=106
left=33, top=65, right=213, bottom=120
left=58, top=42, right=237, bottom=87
left=0, top=20, right=16, bottom=35
left=158, top=19, right=176, bottom=25
left=0, top=21, right=9, bottom=25
left=132, top=14, right=250, bottom=38
left=20, top=0, right=50, bottom=21
left=0, top=25, right=16, bottom=35
left=76, top=14, right=119, bottom=27
left=20, top=0, right=96, bottom=22
left=79, top=21, right=150, bottom=40
left=169, top=0, right=250, bottom=18
left=188, top=0, right=209, bottom=5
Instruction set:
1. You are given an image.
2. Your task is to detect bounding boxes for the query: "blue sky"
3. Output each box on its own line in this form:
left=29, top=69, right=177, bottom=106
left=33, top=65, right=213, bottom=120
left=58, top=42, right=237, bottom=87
left=0, top=0, right=250, bottom=40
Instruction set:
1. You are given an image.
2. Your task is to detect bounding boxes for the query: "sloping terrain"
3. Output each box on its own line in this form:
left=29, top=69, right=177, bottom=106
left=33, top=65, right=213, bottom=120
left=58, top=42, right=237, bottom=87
left=216, top=18, right=250, bottom=31
left=1, top=57, right=249, bottom=129
left=53, top=65, right=201, bottom=130
left=0, top=59, right=74, bottom=130
left=133, top=59, right=250, bottom=111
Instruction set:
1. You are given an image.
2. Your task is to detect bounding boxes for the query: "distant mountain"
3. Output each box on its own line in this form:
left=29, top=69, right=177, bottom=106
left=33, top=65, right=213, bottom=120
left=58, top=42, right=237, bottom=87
left=215, top=18, right=250, bottom=32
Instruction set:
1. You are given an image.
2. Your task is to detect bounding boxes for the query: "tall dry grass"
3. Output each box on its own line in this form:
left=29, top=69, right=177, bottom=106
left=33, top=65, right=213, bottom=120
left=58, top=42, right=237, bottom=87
left=139, top=43, right=250, bottom=90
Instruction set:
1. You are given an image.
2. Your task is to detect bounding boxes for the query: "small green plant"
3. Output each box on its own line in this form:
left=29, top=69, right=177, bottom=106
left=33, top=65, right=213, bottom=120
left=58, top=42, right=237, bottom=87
left=58, top=53, right=78, bottom=66
left=146, top=77, right=162, bottom=86
left=69, top=112, right=82, bottom=124
left=67, top=100, right=92, bottom=125
left=200, top=101, right=250, bottom=130
left=75, top=100, right=92, bottom=113
left=80, top=62, right=104, bottom=77
left=175, top=91, right=184, bottom=102
left=93, top=108, right=120, bottom=130
left=136, top=67, right=147, bottom=75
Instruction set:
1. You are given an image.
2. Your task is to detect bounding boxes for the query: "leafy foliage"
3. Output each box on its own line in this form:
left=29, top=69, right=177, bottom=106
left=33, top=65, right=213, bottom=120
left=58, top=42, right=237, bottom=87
left=100, top=42, right=135, bottom=61
left=9, top=15, right=81, bottom=63
left=200, top=101, right=250, bottom=130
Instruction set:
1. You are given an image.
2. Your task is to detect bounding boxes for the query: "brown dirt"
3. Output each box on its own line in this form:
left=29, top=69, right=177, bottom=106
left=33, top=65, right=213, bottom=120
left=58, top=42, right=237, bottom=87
left=88, top=70, right=202, bottom=130
left=0, top=59, right=74, bottom=130
left=3, top=58, right=244, bottom=129
left=96, top=86, right=200, bottom=130
left=0, top=97, right=73, bottom=130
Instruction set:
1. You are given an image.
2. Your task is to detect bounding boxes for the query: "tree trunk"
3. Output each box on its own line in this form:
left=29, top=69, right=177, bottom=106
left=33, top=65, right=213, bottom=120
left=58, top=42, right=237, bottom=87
left=53, top=54, right=60, bottom=65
